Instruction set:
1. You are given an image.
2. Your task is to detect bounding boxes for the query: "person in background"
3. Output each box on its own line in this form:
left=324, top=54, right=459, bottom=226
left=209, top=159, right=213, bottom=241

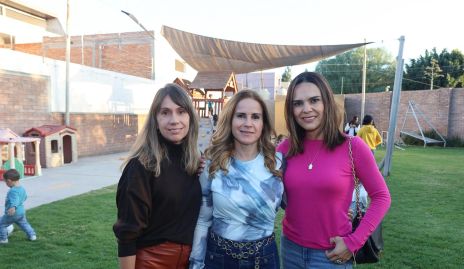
left=276, top=134, right=288, bottom=146
left=277, top=72, right=391, bottom=268
left=113, top=83, right=202, bottom=269
left=344, top=116, right=360, bottom=137
left=352, top=114, right=383, bottom=214
left=357, top=114, right=382, bottom=155
left=189, top=89, right=284, bottom=269
left=0, top=169, right=36, bottom=244
left=207, top=94, right=214, bottom=117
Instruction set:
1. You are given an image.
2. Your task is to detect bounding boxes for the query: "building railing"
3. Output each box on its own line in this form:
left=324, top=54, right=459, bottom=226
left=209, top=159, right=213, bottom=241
left=192, top=98, right=224, bottom=118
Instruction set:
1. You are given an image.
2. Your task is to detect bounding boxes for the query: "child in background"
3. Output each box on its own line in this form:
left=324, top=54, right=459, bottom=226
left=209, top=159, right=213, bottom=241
left=357, top=114, right=382, bottom=154
left=0, top=169, right=36, bottom=244
left=207, top=94, right=214, bottom=116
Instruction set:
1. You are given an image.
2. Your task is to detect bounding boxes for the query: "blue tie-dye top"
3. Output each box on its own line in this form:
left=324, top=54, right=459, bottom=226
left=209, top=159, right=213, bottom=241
left=189, top=152, right=284, bottom=269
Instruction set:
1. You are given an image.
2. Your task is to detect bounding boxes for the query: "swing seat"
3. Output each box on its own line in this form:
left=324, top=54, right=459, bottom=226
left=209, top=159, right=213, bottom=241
left=400, top=131, right=443, bottom=144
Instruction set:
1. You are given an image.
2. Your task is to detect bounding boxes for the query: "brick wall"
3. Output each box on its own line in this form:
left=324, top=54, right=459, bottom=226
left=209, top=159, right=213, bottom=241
left=448, top=88, right=464, bottom=138
left=0, top=71, right=53, bottom=132
left=1, top=71, right=140, bottom=157
left=343, top=88, right=463, bottom=140
left=344, top=92, right=392, bottom=135
left=14, top=32, right=153, bottom=79
left=65, top=113, right=138, bottom=156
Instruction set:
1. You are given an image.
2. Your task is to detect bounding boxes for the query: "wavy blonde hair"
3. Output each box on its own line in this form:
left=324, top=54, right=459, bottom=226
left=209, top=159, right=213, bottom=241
left=122, top=83, right=200, bottom=176
left=285, top=72, right=345, bottom=157
left=206, top=90, right=280, bottom=178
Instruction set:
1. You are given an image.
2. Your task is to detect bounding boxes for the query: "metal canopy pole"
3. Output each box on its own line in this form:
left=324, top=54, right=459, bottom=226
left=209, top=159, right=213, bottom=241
left=361, top=39, right=367, bottom=120
left=65, top=0, right=70, bottom=126
left=382, top=36, right=405, bottom=177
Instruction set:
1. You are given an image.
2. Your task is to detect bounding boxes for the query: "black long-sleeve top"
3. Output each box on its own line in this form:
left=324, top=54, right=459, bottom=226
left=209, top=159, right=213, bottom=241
left=113, top=141, right=201, bottom=257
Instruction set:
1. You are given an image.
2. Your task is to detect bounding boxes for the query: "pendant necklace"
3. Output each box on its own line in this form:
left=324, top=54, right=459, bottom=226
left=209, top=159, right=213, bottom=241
left=307, top=146, right=323, bottom=171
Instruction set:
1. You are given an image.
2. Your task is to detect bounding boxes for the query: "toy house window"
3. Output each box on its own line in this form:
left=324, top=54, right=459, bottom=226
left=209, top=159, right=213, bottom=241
left=51, top=140, right=58, bottom=153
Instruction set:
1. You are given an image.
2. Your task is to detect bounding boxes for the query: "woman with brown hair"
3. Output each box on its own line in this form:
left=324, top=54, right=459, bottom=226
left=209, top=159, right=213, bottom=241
left=113, top=83, right=202, bottom=269
left=277, top=72, right=391, bottom=268
left=189, top=89, right=284, bottom=268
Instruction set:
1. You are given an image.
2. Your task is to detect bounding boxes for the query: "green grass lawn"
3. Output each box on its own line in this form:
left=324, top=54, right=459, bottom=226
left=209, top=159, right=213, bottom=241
left=0, top=187, right=119, bottom=269
left=0, top=146, right=463, bottom=268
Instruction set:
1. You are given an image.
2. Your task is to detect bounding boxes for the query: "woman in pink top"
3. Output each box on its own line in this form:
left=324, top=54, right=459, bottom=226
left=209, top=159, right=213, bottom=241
left=277, top=72, right=391, bottom=268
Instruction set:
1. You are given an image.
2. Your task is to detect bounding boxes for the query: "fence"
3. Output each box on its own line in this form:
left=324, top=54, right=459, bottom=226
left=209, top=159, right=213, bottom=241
left=192, top=98, right=224, bottom=118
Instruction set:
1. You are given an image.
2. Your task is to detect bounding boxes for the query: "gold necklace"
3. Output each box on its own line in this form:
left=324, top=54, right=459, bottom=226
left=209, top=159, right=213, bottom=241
left=307, top=146, right=323, bottom=170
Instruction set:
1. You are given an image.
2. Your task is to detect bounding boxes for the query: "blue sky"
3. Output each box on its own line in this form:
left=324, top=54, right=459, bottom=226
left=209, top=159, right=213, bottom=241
left=29, top=0, right=464, bottom=74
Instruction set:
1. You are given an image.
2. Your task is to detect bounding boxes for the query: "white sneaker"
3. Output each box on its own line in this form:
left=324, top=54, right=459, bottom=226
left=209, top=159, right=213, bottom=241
left=29, top=235, right=37, bottom=241
left=6, top=225, right=14, bottom=237
left=0, top=239, right=8, bottom=244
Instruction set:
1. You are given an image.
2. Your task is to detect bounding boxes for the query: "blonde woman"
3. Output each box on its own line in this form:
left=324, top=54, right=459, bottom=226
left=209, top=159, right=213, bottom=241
left=114, top=83, right=202, bottom=269
left=189, top=90, right=284, bottom=269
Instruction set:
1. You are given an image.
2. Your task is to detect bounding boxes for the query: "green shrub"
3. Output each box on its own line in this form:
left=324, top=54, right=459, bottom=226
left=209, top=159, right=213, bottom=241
left=446, top=135, right=464, bottom=147
left=400, top=133, right=423, bottom=146
left=401, top=130, right=464, bottom=147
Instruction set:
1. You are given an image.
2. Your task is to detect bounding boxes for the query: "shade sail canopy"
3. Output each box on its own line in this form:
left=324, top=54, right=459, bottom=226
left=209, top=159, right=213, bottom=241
left=161, top=25, right=368, bottom=74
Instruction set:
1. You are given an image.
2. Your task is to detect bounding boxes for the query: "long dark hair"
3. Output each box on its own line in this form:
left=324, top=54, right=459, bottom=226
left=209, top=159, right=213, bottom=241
left=349, top=116, right=359, bottom=125
left=285, top=72, right=345, bottom=157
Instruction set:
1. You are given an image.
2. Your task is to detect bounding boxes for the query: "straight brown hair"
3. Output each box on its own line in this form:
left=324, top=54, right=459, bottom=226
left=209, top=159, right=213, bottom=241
left=285, top=72, right=345, bottom=157
left=122, top=83, right=200, bottom=176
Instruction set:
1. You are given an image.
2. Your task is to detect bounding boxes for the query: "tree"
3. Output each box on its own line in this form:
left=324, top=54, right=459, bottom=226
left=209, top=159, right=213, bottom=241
left=403, top=48, right=464, bottom=90
left=424, top=58, right=443, bottom=90
left=315, top=47, right=395, bottom=94
left=281, top=66, right=292, bottom=82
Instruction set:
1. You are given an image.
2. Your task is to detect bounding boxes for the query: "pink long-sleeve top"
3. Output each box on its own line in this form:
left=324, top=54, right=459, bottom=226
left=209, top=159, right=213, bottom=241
left=277, top=136, right=391, bottom=253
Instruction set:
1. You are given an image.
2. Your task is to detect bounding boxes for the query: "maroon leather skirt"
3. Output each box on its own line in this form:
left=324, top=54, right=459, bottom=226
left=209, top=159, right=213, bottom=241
left=135, top=241, right=192, bottom=269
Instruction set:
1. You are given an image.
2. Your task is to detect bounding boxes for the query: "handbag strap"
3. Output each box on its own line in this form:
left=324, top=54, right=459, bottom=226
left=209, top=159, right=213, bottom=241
left=348, top=137, right=363, bottom=220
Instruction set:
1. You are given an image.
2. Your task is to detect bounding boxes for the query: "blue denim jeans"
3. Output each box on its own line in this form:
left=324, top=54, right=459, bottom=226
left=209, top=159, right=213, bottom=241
left=281, top=235, right=352, bottom=269
left=0, top=213, right=36, bottom=240
left=204, top=232, right=280, bottom=269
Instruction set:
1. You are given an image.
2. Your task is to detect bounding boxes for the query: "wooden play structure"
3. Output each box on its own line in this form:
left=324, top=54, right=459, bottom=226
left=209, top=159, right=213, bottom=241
left=175, top=72, right=238, bottom=118
left=24, top=125, right=78, bottom=168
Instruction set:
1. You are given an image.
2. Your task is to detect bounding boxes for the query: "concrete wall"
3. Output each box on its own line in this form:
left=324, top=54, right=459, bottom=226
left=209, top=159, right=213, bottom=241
left=0, top=50, right=152, bottom=157
left=0, top=70, right=140, bottom=157
left=0, top=31, right=200, bottom=158
left=236, top=72, right=280, bottom=99
left=274, top=95, right=287, bottom=136
left=0, top=49, right=158, bottom=114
